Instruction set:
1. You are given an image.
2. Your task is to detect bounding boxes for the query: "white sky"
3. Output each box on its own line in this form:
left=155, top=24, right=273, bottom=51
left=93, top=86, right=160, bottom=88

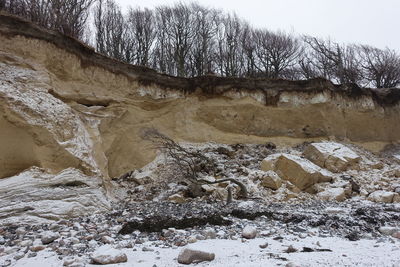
left=115, top=0, right=400, bottom=51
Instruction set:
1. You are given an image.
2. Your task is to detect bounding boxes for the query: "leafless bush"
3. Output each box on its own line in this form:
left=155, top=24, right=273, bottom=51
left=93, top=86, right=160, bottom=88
left=140, top=128, right=248, bottom=199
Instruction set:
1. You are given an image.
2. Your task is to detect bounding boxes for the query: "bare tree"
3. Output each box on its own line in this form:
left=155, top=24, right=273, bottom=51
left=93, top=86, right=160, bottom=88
left=140, top=128, right=248, bottom=199
left=254, top=30, right=301, bottom=79
left=94, top=0, right=133, bottom=61
left=303, top=36, right=362, bottom=85
left=187, top=3, right=219, bottom=76
left=241, top=24, right=257, bottom=77
left=1, top=0, right=94, bottom=39
left=126, top=6, right=155, bottom=66
left=358, top=45, right=400, bottom=88
left=215, top=13, right=245, bottom=77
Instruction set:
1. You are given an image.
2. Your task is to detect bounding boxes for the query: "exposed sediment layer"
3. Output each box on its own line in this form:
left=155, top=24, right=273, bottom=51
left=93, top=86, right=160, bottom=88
left=0, top=13, right=399, bottom=180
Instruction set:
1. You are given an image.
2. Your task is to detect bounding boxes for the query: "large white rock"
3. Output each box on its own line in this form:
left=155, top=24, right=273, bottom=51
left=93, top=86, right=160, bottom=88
left=0, top=167, right=110, bottom=225
left=261, top=153, right=332, bottom=190
left=304, top=142, right=360, bottom=172
left=91, top=245, right=127, bottom=265
left=368, top=191, right=396, bottom=203
left=317, top=188, right=347, bottom=202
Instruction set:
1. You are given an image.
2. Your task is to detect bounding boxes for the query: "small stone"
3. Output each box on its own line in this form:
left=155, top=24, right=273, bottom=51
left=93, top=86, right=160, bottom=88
left=168, top=193, right=186, bottom=204
left=101, top=236, right=115, bottom=244
left=368, top=191, right=396, bottom=203
left=286, top=262, right=301, bottom=267
left=285, top=245, right=298, bottom=253
left=27, top=252, right=37, bottom=258
left=261, top=171, right=282, bottom=190
left=187, top=236, right=197, bottom=243
left=41, top=231, right=60, bottom=244
left=30, top=245, right=46, bottom=252
left=202, top=229, right=217, bottom=239
left=325, top=207, right=346, bottom=214
left=259, top=243, right=268, bottom=249
left=379, top=227, right=399, bottom=236
left=317, top=188, right=346, bottom=202
left=242, top=226, right=257, bottom=239
left=14, top=251, right=25, bottom=260
left=142, top=247, right=154, bottom=252
left=392, top=232, right=400, bottom=239
left=177, top=248, right=215, bottom=264
left=19, top=240, right=33, bottom=247
left=91, top=245, right=128, bottom=265
left=15, top=227, right=26, bottom=235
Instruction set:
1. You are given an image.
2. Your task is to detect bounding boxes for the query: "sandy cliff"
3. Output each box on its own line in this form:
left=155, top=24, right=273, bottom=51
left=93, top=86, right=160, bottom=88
left=1, top=13, right=399, bottom=182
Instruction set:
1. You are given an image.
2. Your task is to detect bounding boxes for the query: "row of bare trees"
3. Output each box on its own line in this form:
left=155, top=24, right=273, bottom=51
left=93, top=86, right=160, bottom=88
left=1, top=0, right=95, bottom=39
left=1, top=0, right=400, bottom=88
left=91, top=0, right=400, bottom=88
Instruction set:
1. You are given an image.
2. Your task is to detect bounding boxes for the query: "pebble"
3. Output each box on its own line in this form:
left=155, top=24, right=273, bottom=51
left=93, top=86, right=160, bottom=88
left=242, top=226, right=257, bottom=239
left=41, top=231, right=60, bottom=244
left=19, top=240, right=33, bottom=247
left=91, top=245, right=127, bottom=265
left=101, top=235, right=115, bottom=244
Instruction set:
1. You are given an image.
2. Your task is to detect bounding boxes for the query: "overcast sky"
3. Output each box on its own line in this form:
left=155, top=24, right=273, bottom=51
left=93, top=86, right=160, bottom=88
left=115, top=0, right=400, bottom=51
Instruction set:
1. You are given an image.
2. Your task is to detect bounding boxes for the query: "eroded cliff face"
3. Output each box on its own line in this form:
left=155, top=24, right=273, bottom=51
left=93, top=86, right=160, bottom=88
left=1, top=14, right=399, bottom=182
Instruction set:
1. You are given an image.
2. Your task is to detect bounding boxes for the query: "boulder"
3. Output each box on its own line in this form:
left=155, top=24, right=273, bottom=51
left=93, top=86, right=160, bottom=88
left=304, top=142, right=360, bottom=172
left=0, top=168, right=110, bottom=225
left=91, top=245, right=127, bottom=265
left=260, top=171, right=282, bottom=190
left=242, top=225, right=257, bottom=239
left=177, top=248, right=215, bottom=264
left=260, top=154, right=281, bottom=172
left=262, top=153, right=332, bottom=190
left=317, top=188, right=346, bottom=202
left=368, top=191, right=396, bottom=203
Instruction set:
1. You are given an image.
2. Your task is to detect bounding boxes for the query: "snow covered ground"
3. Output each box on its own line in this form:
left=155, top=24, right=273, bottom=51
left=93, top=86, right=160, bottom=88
left=11, top=235, right=400, bottom=267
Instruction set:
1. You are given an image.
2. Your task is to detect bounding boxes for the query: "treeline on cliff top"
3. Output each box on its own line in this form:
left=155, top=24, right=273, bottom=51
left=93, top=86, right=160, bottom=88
left=1, top=0, right=400, bottom=89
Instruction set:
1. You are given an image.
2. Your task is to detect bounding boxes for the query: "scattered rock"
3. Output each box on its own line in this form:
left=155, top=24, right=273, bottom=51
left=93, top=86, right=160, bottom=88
left=30, top=245, right=46, bottom=252
left=202, top=229, right=217, bottom=239
left=304, top=142, right=360, bottom=172
left=242, top=226, right=257, bottom=239
left=260, top=171, right=283, bottom=190
left=392, top=232, right=400, bottom=239
left=259, top=242, right=268, bottom=249
left=345, top=232, right=360, bottom=241
left=41, top=231, right=60, bottom=244
left=168, top=193, right=186, bottom=204
left=379, top=227, right=399, bottom=236
left=368, top=191, right=396, bottom=203
left=393, top=193, right=400, bottom=203
left=177, top=248, right=215, bottom=264
left=19, top=240, right=33, bottom=247
left=187, top=236, right=197, bottom=243
left=317, top=188, right=346, bottom=202
left=101, top=236, right=115, bottom=244
left=91, top=245, right=128, bottom=265
left=285, top=245, right=298, bottom=253
left=14, top=251, right=25, bottom=260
